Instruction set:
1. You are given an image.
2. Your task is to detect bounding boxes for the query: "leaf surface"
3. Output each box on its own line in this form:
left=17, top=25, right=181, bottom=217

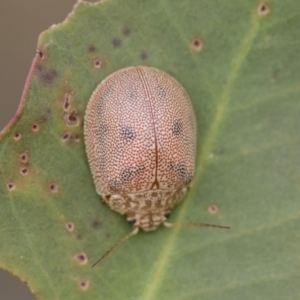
left=0, top=1, right=300, bottom=299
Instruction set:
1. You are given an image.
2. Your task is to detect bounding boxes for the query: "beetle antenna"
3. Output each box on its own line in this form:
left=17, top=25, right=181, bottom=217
left=91, top=226, right=139, bottom=268
left=164, top=222, right=230, bottom=230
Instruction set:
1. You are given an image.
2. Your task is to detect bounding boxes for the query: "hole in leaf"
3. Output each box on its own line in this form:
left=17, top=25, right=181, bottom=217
left=208, top=204, right=219, bottom=214
left=31, top=124, right=39, bottom=132
left=61, top=133, right=71, bottom=142
left=64, top=111, right=80, bottom=127
left=20, top=168, right=28, bottom=176
left=93, top=59, right=102, bottom=69
left=36, top=49, right=44, bottom=59
left=13, top=133, right=22, bottom=141
left=63, top=93, right=72, bottom=111
left=257, top=3, right=270, bottom=15
left=78, top=279, right=89, bottom=291
left=191, top=38, right=203, bottom=51
left=7, top=183, right=16, bottom=191
left=20, top=152, right=28, bottom=163
left=49, top=183, right=58, bottom=193
left=65, top=221, right=75, bottom=232
left=74, top=252, right=88, bottom=265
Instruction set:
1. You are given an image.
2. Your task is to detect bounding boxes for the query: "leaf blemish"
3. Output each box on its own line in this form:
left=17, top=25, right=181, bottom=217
left=36, top=49, right=44, bottom=59
left=65, top=221, right=75, bottom=232
left=257, top=3, right=270, bottom=15
left=140, top=52, right=148, bottom=60
left=39, top=114, right=48, bottom=124
left=20, top=152, right=28, bottom=163
left=61, top=133, right=71, bottom=142
left=122, top=27, right=131, bottom=36
left=78, top=279, right=89, bottom=291
left=88, top=45, right=96, bottom=52
left=49, top=183, right=58, bottom=193
left=64, top=110, right=80, bottom=127
left=63, top=93, right=72, bottom=111
left=13, top=133, right=22, bottom=141
left=111, top=37, right=121, bottom=48
left=20, top=167, right=28, bottom=176
left=208, top=204, right=219, bottom=214
left=36, top=65, right=57, bottom=84
left=31, top=124, right=40, bottom=132
left=92, top=220, right=101, bottom=229
left=191, top=38, right=203, bottom=51
left=74, top=252, right=88, bottom=265
left=74, top=134, right=81, bottom=143
left=93, top=59, right=102, bottom=69
left=7, top=183, right=16, bottom=191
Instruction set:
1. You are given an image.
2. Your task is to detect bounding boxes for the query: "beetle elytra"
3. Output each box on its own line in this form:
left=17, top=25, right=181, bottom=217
left=84, top=66, right=229, bottom=267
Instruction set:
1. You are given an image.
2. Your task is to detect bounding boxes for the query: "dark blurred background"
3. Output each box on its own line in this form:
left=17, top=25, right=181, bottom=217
left=0, top=1, right=90, bottom=299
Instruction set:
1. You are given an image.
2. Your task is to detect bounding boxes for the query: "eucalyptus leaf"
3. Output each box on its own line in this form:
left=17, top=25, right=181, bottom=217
left=0, top=1, right=300, bottom=299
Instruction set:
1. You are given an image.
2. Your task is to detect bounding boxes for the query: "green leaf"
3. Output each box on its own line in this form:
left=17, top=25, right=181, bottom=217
left=1, top=0, right=300, bottom=299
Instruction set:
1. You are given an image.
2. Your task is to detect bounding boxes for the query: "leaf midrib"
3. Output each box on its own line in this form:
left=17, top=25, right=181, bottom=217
left=142, top=11, right=261, bottom=300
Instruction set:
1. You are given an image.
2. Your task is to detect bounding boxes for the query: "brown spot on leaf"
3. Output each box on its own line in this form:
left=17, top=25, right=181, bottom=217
left=88, top=45, right=96, bottom=52
left=36, top=49, right=44, bottom=59
left=208, top=204, right=219, bottom=214
left=61, top=133, right=71, bottom=142
left=20, top=152, right=28, bottom=163
left=92, top=220, right=101, bottom=229
left=112, top=38, right=121, bottom=48
left=74, top=252, right=88, bottom=265
left=63, top=93, right=72, bottom=111
left=14, top=133, right=22, bottom=141
left=122, top=27, right=131, bottom=36
left=64, top=110, right=80, bottom=127
left=78, top=279, right=89, bottom=291
left=31, top=124, right=39, bottom=132
left=257, top=3, right=270, bottom=15
left=68, top=111, right=77, bottom=122
left=20, top=167, right=28, bottom=176
left=191, top=38, right=203, bottom=51
left=93, top=59, right=102, bottom=69
left=74, top=134, right=81, bottom=143
left=140, top=52, right=148, bottom=60
left=7, top=183, right=16, bottom=191
left=39, top=114, right=48, bottom=124
left=65, top=221, right=75, bottom=232
left=49, top=183, right=58, bottom=193
left=36, top=64, right=57, bottom=84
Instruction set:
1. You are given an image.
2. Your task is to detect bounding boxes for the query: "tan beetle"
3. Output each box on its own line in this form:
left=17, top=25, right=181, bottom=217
left=84, top=66, right=228, bottom=267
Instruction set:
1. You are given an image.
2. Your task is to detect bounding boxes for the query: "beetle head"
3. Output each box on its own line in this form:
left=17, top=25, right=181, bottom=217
left=127, top=210, right=171, bottom=231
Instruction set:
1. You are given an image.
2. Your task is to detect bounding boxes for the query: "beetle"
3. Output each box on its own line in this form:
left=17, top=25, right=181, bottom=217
left=84, top=66, right=228, bottom=266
